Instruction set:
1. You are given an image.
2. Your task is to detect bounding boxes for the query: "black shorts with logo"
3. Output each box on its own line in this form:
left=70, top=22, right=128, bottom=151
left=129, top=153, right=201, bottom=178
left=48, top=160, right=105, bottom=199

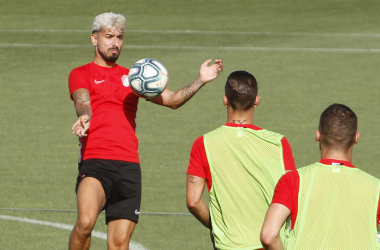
left=76, top=159, right=141, bottom=224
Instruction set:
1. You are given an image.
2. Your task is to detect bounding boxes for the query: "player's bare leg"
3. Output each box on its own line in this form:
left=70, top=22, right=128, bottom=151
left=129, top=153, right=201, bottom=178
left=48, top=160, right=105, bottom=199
left=69, top=177, right=106, bottom=250
left=107, top=219, right=136, bottom=250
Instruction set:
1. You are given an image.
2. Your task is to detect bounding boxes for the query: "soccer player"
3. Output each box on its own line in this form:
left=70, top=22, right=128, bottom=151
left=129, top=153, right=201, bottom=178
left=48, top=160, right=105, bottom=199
left=68, top=12, right=223, bottom=250
left=186, top=71, right=296, bottom=250
left=260, top=103, right=380, bottom=250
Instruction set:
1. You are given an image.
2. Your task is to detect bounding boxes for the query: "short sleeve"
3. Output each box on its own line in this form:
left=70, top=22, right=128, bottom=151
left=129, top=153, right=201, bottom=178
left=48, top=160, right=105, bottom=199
left=272, top=170, right=299, bottom=212
left=271, top=170, right=299, bottom=230
left=281, top=137, right=296, bottom=171
left=187, top=136, right=207, bottom=179
left=68, top=67, right=89, bottom=99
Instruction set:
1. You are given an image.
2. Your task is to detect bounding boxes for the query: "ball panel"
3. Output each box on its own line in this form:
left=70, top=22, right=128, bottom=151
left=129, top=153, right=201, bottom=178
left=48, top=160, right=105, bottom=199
left=130, top=78, right=143, bottom=92
left=152, top=60, right=168, bottom=75
left=142, top=64, right=159, bottom=78
left=129, top=67, right=140, bottom=76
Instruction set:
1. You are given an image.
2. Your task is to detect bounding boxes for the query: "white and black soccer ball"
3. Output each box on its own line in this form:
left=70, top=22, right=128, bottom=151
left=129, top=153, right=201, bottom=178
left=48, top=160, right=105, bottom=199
left=128, top=58, right=168, bottom=99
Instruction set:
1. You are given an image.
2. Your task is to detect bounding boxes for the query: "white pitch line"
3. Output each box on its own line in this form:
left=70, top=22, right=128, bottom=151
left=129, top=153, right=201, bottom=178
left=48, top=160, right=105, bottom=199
left=0, top=43, right=91, bottom=48
left=0, top=29, right=90, bottom=33
left=127, top=30, right=380, bottom=38
left=0, top=207, right=192, bottom=216
left=0, top=214, right=149, bottom=250
left=1, top=29, right=380, bottom=37
left=126, top=45, right=380, bottom=53
left=1, top=43, right=380, bottom=53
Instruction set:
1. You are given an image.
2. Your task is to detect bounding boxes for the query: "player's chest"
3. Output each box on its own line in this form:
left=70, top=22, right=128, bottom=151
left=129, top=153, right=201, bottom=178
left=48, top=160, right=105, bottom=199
left=88, top=71, right=132, bottom=101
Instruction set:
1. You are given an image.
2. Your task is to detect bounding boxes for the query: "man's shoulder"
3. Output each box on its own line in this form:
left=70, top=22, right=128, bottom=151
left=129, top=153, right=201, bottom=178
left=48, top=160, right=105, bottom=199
left=250, top=127, right=286, bottom=145
left=278, top=169, right=300, bottom=186
left=257, top=127, right=284, bottom=138
left=192, top=135, right=204, bottom=147
left=116, top=64, right=129, bottom=71
left=348, top=166, right=380, bottom=183
left=113, top=64, right=130, bottom=76
left=70, top=62, right=92, bottom=75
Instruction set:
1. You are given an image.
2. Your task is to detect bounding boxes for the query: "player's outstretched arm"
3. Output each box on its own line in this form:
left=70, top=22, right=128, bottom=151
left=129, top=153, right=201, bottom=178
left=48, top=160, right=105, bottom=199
left=71, top=88, right=92, bottom=138
left=149, top=59, right=223, bottom=109
left=186, top=174, right=211, bottom=229
left=260, top=203, right=290, bottom=250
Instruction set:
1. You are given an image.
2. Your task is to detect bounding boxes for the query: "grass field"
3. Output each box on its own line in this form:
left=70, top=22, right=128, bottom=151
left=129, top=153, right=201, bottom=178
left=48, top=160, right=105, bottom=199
left=1, top=0, right=380, bottom=249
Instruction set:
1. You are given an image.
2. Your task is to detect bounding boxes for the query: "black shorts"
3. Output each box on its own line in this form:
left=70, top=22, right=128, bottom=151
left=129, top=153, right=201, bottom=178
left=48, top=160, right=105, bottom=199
left=76, top=159, right=141, bottom=224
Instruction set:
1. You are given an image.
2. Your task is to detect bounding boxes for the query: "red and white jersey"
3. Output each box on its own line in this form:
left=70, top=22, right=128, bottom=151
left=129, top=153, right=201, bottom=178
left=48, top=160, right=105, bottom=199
left=69, top=62, right=140, bottom=163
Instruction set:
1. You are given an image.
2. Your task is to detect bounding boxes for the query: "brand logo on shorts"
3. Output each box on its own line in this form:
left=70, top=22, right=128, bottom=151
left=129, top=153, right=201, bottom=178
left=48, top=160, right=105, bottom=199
left=121, top=75, right=129, bottom=87
left=79, top=174, right=86, bottom=178
left=135, top=209, right=140, bottom=215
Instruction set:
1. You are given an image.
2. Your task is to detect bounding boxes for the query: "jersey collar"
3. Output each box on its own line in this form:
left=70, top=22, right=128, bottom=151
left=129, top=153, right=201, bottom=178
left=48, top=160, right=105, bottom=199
left=319, top=158, right=355, bottom=168
left=225, top=122, right=262, bottom=131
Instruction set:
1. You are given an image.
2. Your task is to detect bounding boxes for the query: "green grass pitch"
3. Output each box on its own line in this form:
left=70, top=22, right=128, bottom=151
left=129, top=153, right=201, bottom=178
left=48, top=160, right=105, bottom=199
left=1, top=0, right=380, bottom=249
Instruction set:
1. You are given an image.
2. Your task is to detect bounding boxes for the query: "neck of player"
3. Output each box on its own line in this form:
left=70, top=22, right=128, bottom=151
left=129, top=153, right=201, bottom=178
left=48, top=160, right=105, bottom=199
left=226, top=106, right=254, bottom=125
left=319, top=144, right=354, bottom=163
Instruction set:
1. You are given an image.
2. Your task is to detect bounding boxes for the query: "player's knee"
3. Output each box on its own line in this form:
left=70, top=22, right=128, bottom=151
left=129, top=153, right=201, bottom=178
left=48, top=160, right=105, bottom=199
left=108, top=237, right=130, bottom=250
left=108, top=230, right=133, bottom=249
left=75, top=216, right=96, bottom=236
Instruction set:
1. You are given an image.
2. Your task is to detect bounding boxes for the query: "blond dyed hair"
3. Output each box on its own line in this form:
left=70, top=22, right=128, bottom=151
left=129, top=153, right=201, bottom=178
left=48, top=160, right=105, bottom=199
left=92, top=12, right=126, bottom=34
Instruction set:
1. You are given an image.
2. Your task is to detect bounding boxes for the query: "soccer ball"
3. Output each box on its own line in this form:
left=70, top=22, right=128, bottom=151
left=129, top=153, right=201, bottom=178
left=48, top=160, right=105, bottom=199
left=128, top=58, right=168, bottom=99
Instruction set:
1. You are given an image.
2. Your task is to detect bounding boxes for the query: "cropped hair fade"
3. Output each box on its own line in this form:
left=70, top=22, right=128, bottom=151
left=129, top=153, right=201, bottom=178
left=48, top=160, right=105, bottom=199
left=92, top=12, right=126, bottom=34
left=319, top=103, right=357, bottom=150
left=225, top=71, right=258, bottom=111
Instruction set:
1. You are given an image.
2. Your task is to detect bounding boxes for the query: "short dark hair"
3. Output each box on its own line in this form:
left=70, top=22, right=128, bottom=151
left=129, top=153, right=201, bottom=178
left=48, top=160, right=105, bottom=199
left=319, top=103, right=357, bottom=150
left=225, top=71, right=258, bottom=111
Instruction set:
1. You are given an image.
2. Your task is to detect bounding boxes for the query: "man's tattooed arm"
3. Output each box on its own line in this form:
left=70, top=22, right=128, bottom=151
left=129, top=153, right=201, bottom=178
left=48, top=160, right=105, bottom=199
left=71, top=88, right=92, bottom=137
left=149, top=59, right=223, bottom=109
left=189, top=175, right=199, bottom=184
left=180, top=77, right=204, bottom=102
left=73, top=88, right=92, bottom=119
left=186, top=174, right=211, bottom=229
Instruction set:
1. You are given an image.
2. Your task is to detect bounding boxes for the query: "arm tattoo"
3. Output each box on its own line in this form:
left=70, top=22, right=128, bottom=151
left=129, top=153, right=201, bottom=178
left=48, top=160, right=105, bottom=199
left=233, top=120, right=246, bottom=124
left=189, top=175, right=198, bottom=184
left=180, top=78, right=203, bottom=101
left=78, top=92, right=90, bottom=104
left=73, top=88, right=92, bottom=118
left=181, top=83, right=195, bottom=101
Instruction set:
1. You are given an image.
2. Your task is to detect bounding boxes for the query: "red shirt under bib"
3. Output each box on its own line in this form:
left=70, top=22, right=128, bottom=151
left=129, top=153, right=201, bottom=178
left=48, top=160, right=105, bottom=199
left=187, top=123, right=296, bottom=191
left=272, top=159, right=380, bottom=228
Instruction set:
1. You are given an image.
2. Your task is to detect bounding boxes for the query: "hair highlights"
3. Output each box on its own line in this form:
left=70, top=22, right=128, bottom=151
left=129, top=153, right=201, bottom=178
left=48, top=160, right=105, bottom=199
left=92, top=12, right=126, bottom=34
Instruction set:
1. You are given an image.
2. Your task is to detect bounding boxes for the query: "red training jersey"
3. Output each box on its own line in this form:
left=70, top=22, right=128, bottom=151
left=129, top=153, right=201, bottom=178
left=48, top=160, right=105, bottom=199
left=68, top=62, right=140, bottom=163
left=272, top=158, right=380, bottom=229
left=187, top=123, right=296, bottom=191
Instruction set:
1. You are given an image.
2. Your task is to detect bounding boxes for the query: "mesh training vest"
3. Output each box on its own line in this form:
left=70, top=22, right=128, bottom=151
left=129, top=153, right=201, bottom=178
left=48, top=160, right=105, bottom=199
left=285, top=163, right=380, bottom=250
left=204, top=125, right=286, bottom=250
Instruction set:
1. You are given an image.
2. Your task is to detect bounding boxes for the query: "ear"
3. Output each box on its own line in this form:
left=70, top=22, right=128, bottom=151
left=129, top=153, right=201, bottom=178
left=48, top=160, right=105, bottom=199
left=315, top=130, right=321, bottom=142
left=223, top=95, right=228, bottom=107
left=91, top=33, right=98, bottom=46
left=354, top=132, right=360, bottom=144
left=254, top=95, right=260, bottom=107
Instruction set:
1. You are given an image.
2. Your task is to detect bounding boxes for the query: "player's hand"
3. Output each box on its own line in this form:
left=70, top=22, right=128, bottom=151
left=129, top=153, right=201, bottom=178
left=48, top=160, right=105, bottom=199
left=199, top=59, right=223, bottom=84
left=71, top=115, right=90, bottom=138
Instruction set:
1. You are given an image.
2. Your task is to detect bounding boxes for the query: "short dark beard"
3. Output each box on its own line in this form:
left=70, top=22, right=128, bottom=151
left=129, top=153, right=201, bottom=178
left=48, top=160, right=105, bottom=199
left=99, top=48, right=120, bottom=63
